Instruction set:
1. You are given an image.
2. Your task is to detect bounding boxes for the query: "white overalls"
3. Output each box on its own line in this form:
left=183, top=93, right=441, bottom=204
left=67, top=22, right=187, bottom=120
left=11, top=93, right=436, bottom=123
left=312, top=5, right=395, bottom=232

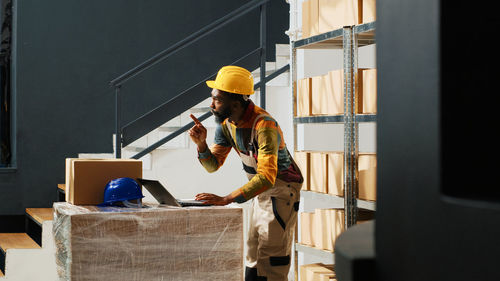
left=226, top=115, right=302, bottom=281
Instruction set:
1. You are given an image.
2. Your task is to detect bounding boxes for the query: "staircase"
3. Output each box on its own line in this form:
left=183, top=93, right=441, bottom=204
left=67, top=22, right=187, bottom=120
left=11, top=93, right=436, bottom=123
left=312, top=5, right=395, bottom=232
left=0, top=207, right=58, bottom=280
left=0, top=43, right=290, bottom=280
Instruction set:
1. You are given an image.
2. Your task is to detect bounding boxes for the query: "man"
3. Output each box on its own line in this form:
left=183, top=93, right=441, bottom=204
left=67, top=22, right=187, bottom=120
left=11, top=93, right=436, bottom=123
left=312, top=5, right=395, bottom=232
left=188, top=65, right=303, bottom=281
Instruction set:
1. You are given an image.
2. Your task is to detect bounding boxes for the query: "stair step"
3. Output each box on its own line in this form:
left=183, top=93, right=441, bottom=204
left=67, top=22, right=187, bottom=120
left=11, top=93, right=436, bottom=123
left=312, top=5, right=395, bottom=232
left=189, top=107, right=211, bottom=113
left=0, top=233, right=40, bottom=251
left=26, top=208, right=53, bottom=225
left=57, top=184, right=66, bottom=202
left=0, top=233, right=42, bottom=277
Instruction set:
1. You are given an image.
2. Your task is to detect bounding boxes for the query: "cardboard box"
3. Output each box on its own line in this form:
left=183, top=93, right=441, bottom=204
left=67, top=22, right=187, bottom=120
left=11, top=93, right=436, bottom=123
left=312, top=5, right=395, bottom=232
left=65, top=158, right=142, bottom=205
left=327, top=152, right=344, bottom=197
left=313, top=69, right=372, bottom=116
left=300, top=212, right=316, bottom=246
left=311, top=209, right=345, bottom=252
left=310, top=152, right=327, bottom=193
left=325, top=70, right=344, bottom=115
left=318, top=0, right=376, bottom=33
left=297, top=78, right=312, bottom=117
left=302, top=0, right=319, bottom=38
left=362, top=0, right=376, bottom=23
left=311, top=75, right=328, bottom=115
left=295, top=151, right=310, bottom=191
left=358, top=153, right=376, bottom=201
left=299, top=263, right=335, bottom=281
left=53, top=202, right=243, bottom=281
left=311, top=71, right=343, bottom=116
left=314, top=209, right=333, bottom=251
left=319, top=0, right=361, bottom=34
left=330, top=209, right=345, bottom=249
left=359, top=68, right=377, bottom=113
left=318, top=273, right=337, bottom=281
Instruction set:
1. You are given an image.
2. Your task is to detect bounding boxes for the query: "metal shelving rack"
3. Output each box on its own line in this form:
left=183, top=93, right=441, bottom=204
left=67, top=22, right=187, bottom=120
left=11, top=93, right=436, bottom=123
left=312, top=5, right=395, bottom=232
left=291, top=21, right=376, bottom=261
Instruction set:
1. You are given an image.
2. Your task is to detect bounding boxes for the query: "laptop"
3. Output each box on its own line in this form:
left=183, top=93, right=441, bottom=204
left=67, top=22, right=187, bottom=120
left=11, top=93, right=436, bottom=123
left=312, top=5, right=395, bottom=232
left=137, top=178, right=212, bottom=207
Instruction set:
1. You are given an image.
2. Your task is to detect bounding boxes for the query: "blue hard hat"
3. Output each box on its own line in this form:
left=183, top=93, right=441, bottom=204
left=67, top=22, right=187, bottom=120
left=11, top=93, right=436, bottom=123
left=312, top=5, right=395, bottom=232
left=99, top=177, right=144, bottom=206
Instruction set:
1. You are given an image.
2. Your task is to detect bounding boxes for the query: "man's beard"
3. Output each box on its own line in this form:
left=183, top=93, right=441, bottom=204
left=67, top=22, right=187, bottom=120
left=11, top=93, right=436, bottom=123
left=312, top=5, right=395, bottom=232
left=211, top=106, right=232, bottom=124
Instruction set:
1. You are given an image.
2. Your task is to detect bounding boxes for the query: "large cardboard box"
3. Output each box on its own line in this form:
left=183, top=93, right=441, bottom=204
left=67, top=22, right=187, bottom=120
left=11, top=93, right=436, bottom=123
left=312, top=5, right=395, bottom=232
left=300, top=212, right=316, bottom=246
left=311, top=71, right=343, bottom=116
left=295, top=151, right=310, bottom=191
left=358, top=153, right=376, bottom=201
left=327, top=152, right=344, bottom=197
left=314, top=209, right=334, bottom=251
left=65, top=158, right=142, bottom=205
left=319, top=0, right=361, bottom=34
left=53, top=202, right=243, bottom=281
left=302, top=0, right=319, bottom=38
left=359, top=68, right=377, bottom=113
left=324, top=70, right=344, bottom=115
left=310, top=152, right=327, bottom=193
left=297, top=78, right=312, bottom=117
left=299, top=263, right=335, bottom=281
left=311, top=75, right=328, bottom=115
left=312, top=69, right=372, bottom=116
left=362, top=0, right=376, bottom=23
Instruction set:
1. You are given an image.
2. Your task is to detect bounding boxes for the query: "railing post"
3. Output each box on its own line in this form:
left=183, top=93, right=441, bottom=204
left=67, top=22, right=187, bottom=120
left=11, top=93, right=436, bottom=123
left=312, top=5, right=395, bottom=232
left=259, top=2, right=267, bottom=109
left=114, top=86, right=122, bottom=159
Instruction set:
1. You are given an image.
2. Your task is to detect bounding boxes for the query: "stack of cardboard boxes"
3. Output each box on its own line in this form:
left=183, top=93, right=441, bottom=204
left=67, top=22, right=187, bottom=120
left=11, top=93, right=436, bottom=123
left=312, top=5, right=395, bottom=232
left=302, top=0, right=376, bottom=38
left=297, top=69, right=378, bottom=117
left=299, top=208, right=373, bottom=252
left=294, top=151, right=377, bottom=202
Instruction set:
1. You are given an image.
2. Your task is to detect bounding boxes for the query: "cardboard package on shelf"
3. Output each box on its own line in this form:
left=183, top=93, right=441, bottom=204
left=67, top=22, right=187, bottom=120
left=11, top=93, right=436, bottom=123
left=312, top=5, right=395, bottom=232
left=319, top=0, right=376, bottom=34
left=302, top=0, right=319, bottom=38
left=314, top=209, right=344, bottom=252
left=359, top=68, right=377, bottom=114
left=310, top=152, right=328, bottom=193
left=53, top=202, right=243, bottom=281
left=311, top=75, right=328, bottom=115
left=65, top=158, right=142, bottom=205
left=358, top=153, right=377, bottom=201
left=363, top=0, right=376, bottom=23
left=311, top=71, right=343, bottom=116
left=295, top=151, right=310, bottom=190
left=300, top=212, right=316, bottom=246
left=297, top=78, right=312, bottom=117
left=299, top=263, right=336, bottom=281
left=311, top=208, right=374, bottom=252
left=327, top=152, right=344, bottom=197
left=312, top=69, right=371, bottom=116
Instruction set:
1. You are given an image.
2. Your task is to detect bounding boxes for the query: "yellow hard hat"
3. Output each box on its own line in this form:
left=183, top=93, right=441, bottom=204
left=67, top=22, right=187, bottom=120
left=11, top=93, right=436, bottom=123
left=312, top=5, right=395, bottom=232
left=206, top=65, right=255, bottom=95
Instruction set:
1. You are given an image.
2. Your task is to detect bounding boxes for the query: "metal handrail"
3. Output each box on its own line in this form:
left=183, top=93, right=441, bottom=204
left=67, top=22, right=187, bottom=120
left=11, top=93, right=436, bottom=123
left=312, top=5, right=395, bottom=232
left=253, top=64, right=289, bottom=90
left=112, top=0, right=269, bottom=158
left=131, top=64, right=289, bottom=159
left=121, top=47, right=262, bottom=137
left=109, top=0, right=269, bottom=87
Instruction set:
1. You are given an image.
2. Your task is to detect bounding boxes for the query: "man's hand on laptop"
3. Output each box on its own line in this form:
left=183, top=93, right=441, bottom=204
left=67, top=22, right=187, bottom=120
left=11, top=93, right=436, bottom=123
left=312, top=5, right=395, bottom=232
left=195, top=193, right=233, bottom=206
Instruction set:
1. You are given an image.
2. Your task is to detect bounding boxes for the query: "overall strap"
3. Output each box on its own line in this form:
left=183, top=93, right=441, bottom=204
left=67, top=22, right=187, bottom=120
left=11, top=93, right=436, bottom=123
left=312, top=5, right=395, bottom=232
left=248, top=114, right=269, bottom=157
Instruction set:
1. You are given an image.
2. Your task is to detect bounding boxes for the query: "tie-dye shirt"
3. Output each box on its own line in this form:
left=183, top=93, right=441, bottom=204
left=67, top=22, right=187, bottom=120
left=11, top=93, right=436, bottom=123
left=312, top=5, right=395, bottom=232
left=197, top=101, right=302, bottom=203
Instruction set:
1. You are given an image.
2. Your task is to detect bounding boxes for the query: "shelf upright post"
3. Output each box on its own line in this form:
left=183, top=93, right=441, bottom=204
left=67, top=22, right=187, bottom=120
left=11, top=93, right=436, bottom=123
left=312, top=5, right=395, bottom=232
left=343, top=26, right=357, bottom=228
left=290, top=36, right=299, bottom=281
left=352, top=26, right=360, bottom=226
